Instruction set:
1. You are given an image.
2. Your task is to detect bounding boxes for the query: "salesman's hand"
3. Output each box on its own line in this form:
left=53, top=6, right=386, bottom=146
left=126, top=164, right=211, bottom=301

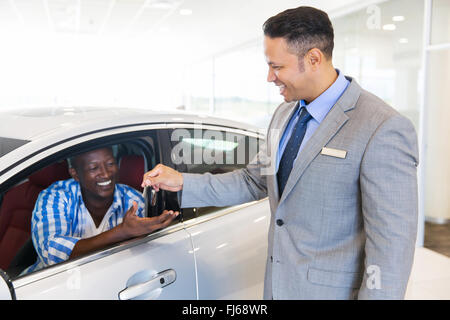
left=120, top=201, right=179, bottom=238
left=141, top=164, right=184, bottom=192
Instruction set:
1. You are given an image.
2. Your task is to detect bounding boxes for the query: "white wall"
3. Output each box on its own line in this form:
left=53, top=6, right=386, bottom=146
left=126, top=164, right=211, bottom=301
left=0, top=0, right=376, bottom=112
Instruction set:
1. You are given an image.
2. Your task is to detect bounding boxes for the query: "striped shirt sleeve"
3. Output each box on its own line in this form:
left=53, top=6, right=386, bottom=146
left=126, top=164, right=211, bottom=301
left=31, top=181, right=81, bottom=266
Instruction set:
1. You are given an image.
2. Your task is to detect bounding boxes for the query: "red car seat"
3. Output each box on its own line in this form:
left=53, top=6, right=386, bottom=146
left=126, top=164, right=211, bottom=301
left=0, top=161, right=70, bottom=270
left=118, top=155, right=145, bottom=193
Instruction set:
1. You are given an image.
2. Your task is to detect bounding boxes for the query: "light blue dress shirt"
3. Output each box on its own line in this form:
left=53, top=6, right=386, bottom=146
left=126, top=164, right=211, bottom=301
left=276, top=69, right=350, bottom=172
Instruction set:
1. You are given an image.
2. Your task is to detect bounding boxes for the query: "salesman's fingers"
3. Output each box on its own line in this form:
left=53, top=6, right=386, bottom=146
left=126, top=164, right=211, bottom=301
left=142, top=164, right=184, bottom=191
left=141, top=164, right=163, bottom=187
left=144, top=175, right=165, bottom=188
left=142, top=176, right=183, bottom=193
left=158, top=183, right=182, bottom=192
left=147, top=164, right=163, bottom=177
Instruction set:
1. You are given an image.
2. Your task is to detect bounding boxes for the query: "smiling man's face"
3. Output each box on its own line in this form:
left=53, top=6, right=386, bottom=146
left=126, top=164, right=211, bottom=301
left=70, top=148, right=118, bottom=201
left=264, top=36, right=313, bottom=103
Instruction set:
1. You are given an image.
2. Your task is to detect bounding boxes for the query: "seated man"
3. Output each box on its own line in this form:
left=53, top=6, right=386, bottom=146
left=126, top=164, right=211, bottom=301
left=22, top=147, right=178, bottom=274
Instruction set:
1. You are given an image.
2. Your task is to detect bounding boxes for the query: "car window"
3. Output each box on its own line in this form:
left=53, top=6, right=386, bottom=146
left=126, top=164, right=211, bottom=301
left=0, top=133, right=180, bottom=280
left=166, top=128, right=261, bottom=219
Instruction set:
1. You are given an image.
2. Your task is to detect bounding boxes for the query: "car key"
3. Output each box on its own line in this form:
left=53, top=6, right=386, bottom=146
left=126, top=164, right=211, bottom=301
left=143, top=186, right=157, bottom=207
left=150, top=187, right=157, bottom=206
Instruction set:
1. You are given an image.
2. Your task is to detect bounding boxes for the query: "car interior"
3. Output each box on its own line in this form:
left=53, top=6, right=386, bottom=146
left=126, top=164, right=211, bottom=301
left=0, top=140, right=152, bottom=278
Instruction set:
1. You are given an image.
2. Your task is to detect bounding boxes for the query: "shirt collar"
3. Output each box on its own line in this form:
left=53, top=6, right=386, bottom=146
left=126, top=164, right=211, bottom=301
left=75, top=180, right=123, bottom=215
left=300, top=69, right=349, bottom=124
left=111, top=186, right=123, bottom=212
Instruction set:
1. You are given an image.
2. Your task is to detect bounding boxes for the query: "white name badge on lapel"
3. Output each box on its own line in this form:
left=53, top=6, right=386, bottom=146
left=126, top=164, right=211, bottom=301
left=321, top=147, right=347, bottom=159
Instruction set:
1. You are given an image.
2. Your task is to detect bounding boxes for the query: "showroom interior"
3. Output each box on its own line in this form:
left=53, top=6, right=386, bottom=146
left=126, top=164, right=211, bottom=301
left=0, top=0, right=449, bottom=299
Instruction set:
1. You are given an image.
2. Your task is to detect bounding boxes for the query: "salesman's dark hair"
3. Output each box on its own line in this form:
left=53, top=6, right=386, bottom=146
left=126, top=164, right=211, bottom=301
left=263, top=6, right=334, bottom=60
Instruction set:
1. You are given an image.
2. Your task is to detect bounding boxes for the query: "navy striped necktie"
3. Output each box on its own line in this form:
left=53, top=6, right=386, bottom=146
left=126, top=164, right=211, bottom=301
left=277, top=107, right=312, bottom=196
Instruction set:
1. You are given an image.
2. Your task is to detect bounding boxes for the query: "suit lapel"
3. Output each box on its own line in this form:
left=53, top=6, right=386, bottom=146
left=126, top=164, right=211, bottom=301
left=278, top=77, right=362, bottom=206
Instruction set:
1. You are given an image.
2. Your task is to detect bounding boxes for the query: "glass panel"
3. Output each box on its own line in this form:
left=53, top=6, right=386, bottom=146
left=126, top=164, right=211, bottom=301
left=184, top=43, right=283, bottom=129
left=185, top=60, right=214, bottom=114
left=213, top=44, right=282, bottom=128
left=431, top=0, right=450, bottom=45
left=332, top=0, right=424, bottom=130
left=424, top=49, right=450, bottom=223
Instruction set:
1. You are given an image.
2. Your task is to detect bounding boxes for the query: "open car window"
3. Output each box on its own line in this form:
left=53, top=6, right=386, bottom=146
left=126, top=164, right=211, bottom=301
left=0, top=131, right=182, bottom=280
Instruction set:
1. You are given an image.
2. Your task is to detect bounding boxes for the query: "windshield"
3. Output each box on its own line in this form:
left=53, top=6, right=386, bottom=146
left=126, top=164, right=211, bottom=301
left=0, top=137, right=30, bottom=158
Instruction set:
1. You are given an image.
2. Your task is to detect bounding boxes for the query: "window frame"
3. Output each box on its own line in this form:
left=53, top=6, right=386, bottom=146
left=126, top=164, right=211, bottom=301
left=0, top=125, right=166, bottom=284
left=160, top=124, right=265, bottom=222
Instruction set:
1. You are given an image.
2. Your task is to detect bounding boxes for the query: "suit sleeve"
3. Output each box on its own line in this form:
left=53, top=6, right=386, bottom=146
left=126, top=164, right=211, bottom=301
left=179, top=140, right=270, bottom=208
left=358, top=114, right=419, bottom=299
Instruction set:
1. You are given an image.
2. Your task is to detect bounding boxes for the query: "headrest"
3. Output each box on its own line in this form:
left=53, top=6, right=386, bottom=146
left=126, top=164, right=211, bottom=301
left=28, top=161, right=71, bottom=188
left=119, top=155, right=145, bottom=192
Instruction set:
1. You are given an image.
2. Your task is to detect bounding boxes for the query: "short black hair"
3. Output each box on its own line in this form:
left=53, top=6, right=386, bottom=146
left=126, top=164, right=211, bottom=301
left=68, top=146, right=114, bottom=171
left=263, top=6, right=334, bottom=60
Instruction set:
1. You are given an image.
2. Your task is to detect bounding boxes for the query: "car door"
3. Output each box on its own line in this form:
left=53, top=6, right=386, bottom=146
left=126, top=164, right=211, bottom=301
left=12, top=228, right=195, bottom=299
left=161, top=125, right=270, bottom=299
left=0, top=270, right=14, bottom=299
left=0, top=125, right=197, bottom=299
left=184, top=200, right=270, bottom=299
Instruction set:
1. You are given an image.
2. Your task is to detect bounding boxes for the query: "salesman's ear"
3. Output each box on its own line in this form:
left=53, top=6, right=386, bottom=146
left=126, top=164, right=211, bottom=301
left=306, top=48, right=324, bottom=71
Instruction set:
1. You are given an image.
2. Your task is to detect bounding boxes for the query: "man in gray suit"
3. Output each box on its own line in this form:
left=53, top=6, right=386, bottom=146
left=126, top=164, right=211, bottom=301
left=142, top=6, right=419, bottom=299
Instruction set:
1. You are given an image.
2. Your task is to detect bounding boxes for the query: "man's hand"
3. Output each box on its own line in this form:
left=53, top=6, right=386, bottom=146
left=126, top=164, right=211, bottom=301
left=120, top=201, right=179, bottom=238
left=141, top=164, right=184, bottom=192
left=70, top=202, right=179, bottom=259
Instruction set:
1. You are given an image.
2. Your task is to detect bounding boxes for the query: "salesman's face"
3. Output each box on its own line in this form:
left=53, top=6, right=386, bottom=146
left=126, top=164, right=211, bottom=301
left=264, top=36, right=312, bottom=103
left=69, top=148, right=118, bottom=201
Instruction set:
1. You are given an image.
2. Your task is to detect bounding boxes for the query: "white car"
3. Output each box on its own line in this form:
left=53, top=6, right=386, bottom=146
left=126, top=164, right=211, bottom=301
left=0, top=107, right=270, bottom=300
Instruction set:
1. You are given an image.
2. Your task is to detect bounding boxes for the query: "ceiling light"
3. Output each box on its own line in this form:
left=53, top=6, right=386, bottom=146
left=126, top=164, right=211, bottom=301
left=392, top=16, right=405, bottom=22
left=179, top=9, right=193, bottom=16
left=382, top=24, right=396, bottom=31
left=399, top=38, right=409, bottom=44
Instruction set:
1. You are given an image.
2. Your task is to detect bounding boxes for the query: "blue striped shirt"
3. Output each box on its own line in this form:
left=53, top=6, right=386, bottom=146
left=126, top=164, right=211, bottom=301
left=22, top=179, right=144, bottom=274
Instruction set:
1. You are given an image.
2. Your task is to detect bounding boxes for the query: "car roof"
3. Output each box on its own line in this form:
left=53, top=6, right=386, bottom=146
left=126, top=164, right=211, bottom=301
left=0, top=106, right=262, bottom=141
left=0, top=106, right=265, bottom=182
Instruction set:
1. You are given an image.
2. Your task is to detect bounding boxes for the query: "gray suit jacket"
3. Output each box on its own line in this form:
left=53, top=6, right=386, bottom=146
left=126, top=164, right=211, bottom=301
left=180, top=77, right=419, bottom=299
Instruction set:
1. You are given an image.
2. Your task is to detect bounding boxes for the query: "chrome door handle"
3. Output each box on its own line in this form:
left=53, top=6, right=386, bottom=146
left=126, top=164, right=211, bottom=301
left=118, top=269, right=176, bottom=300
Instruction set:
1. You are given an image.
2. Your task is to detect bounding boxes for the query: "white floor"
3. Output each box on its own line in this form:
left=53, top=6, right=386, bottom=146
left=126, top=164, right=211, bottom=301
left=405, top=247, right=450, bottom=299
